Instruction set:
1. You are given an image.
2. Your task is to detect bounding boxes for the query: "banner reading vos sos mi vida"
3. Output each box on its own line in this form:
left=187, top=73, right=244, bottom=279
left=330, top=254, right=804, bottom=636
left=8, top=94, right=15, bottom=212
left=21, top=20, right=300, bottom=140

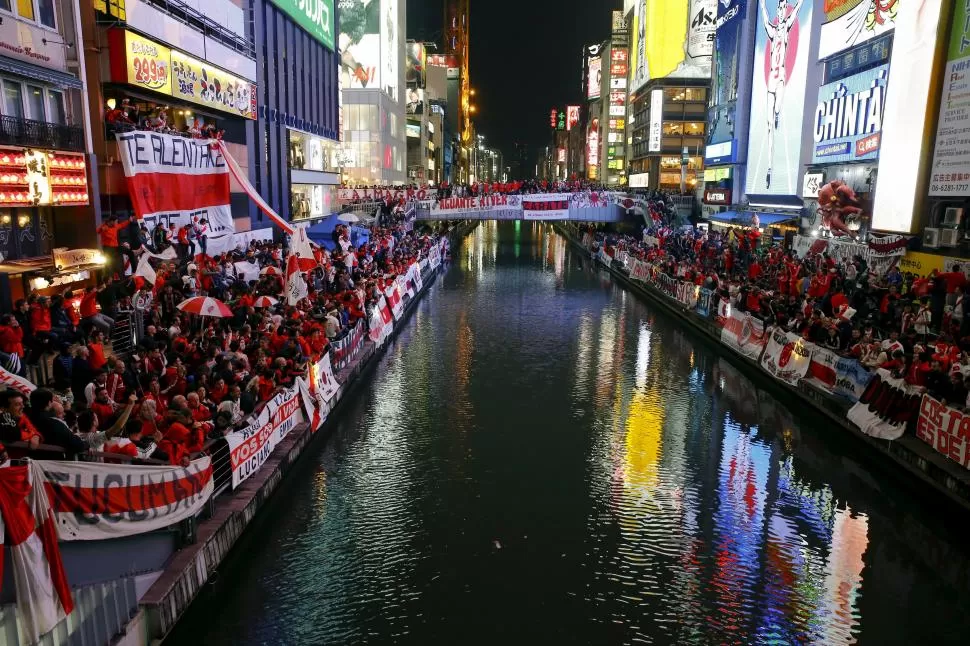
left=225, top=386, right=306, bottom=489
left=115, top=132, right=235, bottom=236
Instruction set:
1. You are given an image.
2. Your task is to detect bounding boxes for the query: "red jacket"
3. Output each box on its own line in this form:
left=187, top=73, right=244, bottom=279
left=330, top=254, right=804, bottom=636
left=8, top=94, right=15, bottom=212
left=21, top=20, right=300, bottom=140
left=29, top=304, right=51, bottom=333
left=80, top=292, right=99, bottom=318
left=0, top=324, right=24, bottom=356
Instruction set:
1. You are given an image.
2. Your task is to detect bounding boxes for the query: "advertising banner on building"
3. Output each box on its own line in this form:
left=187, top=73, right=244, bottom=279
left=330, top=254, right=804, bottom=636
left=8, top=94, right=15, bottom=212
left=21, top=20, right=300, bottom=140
left=171, top=50, right=257, bottom=120
left=630, top=0, right=713, bottom=93
left=115, top=132, right=234, bottom=236
left=338, top=0, right=381, bottom=90
left=929, top=2, right=970, bottom=197
left=648, top=88, right=663, bottom=152
left=588, top=56, right=602, bottom=100
left=811, top=64, right=888, bottom=164
left=706, top=0, right=746, bottom=165
left=522, top=194, right=571, bottom=220
left=818, top=0, right=897, bottom=61
left=270, top=0, right=335, bottom=51
left=381, top=0, right=400, bottom=101
left=109, top=29, right=256, bottom=119
left=40, top=458, right=213, bottom=541
left=744, top=0, right=813, bottom=197
left=406, top=41, right=427, bottom=87
left=338, top=187, right=437, bottom=201
left=916, top=394, right=970, bottom=471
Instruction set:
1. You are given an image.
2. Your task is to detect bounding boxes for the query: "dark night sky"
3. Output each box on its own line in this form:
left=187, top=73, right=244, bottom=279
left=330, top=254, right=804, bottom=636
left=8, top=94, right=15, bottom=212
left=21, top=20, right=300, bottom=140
left=406, top=0, right=621, bottom=165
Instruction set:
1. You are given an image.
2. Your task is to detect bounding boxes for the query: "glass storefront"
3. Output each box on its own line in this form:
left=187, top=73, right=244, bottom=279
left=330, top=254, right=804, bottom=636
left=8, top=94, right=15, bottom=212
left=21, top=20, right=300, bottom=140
left=288, top=130, right=341, bottom=173
left=291, top=183, right=338, bottom=222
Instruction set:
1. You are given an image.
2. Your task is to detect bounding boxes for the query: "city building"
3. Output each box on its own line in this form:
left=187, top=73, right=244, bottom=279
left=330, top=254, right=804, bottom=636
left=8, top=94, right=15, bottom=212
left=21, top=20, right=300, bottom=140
left=338, top=0, right=407, bottom=185
left=443, top=0, right=471, bottom=182
left=625, top=0, right=714, bottom=195
left=405, top=41, right=435, bottom=185
left=255, top=0, right=342, bottom=227
left=85, top=0, right=259, bottom=239
left=0, top=0, right=94, bottom=308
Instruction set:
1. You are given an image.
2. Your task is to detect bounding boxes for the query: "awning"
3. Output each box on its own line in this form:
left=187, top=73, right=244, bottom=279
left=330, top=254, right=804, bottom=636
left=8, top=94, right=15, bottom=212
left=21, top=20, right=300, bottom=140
left=0, top=56, right=83, bottom=89
left=707, top=211, right=798, bottom=227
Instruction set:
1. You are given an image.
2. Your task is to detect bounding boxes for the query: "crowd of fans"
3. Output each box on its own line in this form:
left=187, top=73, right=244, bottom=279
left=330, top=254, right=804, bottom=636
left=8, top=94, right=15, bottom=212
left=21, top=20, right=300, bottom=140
left=589, top=224, right=970, bottom=410
left=0, top=209, right=447, bottom=466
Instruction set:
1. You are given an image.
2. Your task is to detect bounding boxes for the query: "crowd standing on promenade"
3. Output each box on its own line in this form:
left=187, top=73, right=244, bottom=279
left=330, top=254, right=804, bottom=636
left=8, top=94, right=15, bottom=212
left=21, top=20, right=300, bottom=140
left=587, top=222, right=970, bottom=410
left=0, top=199, right=447, bottom=465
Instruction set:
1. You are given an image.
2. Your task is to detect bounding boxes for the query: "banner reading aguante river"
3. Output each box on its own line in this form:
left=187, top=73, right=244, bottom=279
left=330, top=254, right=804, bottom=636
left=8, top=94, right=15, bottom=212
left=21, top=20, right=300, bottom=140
left=116, top=132, right=234, bottom=235
left=40, top=458, right=213, bottom=540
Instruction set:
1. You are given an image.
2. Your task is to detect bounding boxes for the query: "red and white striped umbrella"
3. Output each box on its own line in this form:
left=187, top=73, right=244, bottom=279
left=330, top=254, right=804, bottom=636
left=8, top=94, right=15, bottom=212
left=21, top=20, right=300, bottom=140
left=253, top=295, right=279, bottom=308
left=176, top=296, right=233, bottom=317
left=260, top=266, right=282, bottom=276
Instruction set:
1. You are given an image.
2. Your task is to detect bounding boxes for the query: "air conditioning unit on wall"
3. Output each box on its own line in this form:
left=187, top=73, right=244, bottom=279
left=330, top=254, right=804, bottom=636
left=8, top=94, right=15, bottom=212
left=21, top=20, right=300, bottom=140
left=941, top=228, right=961, bottom=247
left=924, top=227, right=940, bottom=248
left=944, top=207, right=964, bottom=227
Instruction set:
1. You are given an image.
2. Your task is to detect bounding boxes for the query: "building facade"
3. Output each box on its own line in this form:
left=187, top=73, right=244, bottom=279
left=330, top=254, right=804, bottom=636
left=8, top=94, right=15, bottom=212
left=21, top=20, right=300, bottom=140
left=0, top=0, right=94, bottom=308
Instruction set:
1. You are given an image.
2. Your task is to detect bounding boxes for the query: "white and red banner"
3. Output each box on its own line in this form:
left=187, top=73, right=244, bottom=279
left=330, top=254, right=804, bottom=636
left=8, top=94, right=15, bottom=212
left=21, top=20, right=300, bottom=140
left=522, top=193, right=571, bottom=220
left=116, top=132, right=235, bottom=236
left=309, top=353, right=340, bottom=404
left=846, top=369, right=920, bottom=440
left=39, top=458, right=213, bottom=541
left=225, top=385, right=306, bottom=489
left=916, top=394, right=970, bottom=470
left=417, top=194, right=521, bottom=220
left=427, top=243, right=442, bottom=270
left=285, top=253, right=308, bottom=306
left=397, top=274, right=413, bottom=300
left=720, top=310, right=767, bottom=361
left=332, top=319, right=366, bottom=372
left=630, top=259, right=651, bottom=282
left=0, top=461, right=74, bottom=643
left=760, top=328, right=814, bottom=386
left=368, top=296, right=394, bottom=347
left=806, top=345, right=839, bottom=390
left=406, top=262, right=424, bottom=295
left=0, top=364, right=36, bottom=397
left=214, top=140, right=294, bottom=235
left=338, top=187, right=437, bottom=202
left=385, top=283, right=404, bottom=320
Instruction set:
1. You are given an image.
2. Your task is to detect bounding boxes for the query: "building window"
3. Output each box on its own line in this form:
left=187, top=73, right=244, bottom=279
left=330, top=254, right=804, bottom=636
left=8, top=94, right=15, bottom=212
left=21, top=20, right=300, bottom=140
left=26, top=85, right=45, bottom=122
left=47, top=90, right=65, bottom=124
left=1, top=0, right=56, bottom=28
left=3, top=81, right=24, bottom=119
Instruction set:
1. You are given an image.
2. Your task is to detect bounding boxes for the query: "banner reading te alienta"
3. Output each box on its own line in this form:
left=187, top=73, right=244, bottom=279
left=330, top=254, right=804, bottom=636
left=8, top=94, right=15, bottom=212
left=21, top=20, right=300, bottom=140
left=115, top=132, right=234, bottom=236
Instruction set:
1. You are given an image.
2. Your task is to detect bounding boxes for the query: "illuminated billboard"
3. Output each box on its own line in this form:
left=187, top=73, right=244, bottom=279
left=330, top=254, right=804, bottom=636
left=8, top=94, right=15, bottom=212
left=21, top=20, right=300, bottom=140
left=587, top=118, right=600, bottom=179
left=588, top=56, right=602, bottom=100
left=872, top=0, right=944, bottom=231
left=706, top=0, right=745, bottom=165
left=337, top=0, right=398, bottom=100
left=406, top=41, right=427, bottom=88
left=338, top=0, right=380, bottom=90
left=929, top=2, right=970, bottom=197
left=811, top=64, right=888, bottom=164
left=818, top=0, right=898, bottom=61
left=406, top=88, right=424, bottom=114
left=566, top=105, right=581, bottom=131
left=630, top=0, right=715, bottom=93
left=744, top=0, right=813, bottom=196
left=381, top=0, right=399, bottom=101
left=648, top=88, right=663, bottom=152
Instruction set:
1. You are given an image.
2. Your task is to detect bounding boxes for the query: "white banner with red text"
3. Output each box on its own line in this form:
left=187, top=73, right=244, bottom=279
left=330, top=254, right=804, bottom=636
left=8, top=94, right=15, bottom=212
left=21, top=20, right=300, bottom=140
left=0, top=364, right=36, bottom=396
left=417, top=195, right=522, bottom=220
left=338, top=187, right=437, bottom=202
left=39, top=457, right=213, bottom=540
left=522, top=193, right=572, bottom=220
left=331, top=319, right=366, bottom=372
left=225, top=386, right=306, bottom=489
left=116, top=132, right=235, bottom=236
left=385, top=282, right=404, bottom=320
left=916, top=394, right=970, bottom=471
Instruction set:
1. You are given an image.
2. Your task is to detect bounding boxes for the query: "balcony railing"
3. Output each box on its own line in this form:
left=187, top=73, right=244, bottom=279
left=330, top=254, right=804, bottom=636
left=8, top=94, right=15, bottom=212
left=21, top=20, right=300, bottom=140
left=0, top=115, right=85, bottom=152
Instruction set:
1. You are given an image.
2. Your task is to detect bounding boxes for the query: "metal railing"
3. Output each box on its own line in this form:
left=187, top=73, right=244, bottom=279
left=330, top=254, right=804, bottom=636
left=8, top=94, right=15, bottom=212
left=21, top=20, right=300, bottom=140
left=141, top=0, right=256, bottom=59
left=0, top=116, right=84, bottom=152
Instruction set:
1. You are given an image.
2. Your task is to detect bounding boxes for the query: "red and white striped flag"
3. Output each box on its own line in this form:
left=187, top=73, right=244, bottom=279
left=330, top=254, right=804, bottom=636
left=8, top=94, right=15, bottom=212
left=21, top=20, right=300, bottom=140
left=285, top=253, right=308, bottom=306
left=0, top=461, right=74, bottom=642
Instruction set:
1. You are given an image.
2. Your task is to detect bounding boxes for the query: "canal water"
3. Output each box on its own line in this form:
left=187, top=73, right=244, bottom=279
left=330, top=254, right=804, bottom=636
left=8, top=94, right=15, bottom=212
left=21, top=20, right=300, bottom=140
left=170, top=222, right=970, bottom=645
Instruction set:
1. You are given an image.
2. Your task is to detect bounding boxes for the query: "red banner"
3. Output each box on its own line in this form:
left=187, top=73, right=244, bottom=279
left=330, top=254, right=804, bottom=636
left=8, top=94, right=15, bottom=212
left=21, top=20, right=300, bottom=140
left=916, top=394, right=970, bottom=470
